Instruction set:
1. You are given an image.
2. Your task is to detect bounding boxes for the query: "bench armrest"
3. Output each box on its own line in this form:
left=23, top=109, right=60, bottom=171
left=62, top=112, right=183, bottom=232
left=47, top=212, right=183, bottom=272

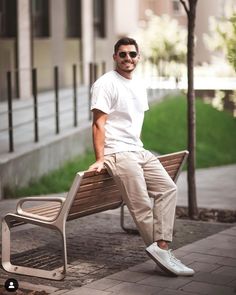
left=16, top=196, right=65, bottom=221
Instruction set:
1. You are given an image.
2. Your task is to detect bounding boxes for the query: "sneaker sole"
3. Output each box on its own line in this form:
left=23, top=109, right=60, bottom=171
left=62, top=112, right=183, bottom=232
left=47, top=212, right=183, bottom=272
left=145, top=249, right=177, bottom=276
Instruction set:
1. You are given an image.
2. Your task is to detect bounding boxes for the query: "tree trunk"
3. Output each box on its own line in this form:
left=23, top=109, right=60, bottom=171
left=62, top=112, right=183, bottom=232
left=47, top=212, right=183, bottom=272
left=180, top=0, right=198, bottom=218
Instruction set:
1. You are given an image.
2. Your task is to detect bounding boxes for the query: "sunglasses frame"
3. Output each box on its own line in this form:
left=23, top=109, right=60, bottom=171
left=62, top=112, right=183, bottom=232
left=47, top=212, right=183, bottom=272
left=118, top=51, right=138, bottom=59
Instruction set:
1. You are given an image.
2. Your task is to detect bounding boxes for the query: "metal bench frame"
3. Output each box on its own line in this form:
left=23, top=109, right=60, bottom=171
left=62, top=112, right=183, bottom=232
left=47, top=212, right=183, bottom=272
left=2, top=150, right=188, bottom=280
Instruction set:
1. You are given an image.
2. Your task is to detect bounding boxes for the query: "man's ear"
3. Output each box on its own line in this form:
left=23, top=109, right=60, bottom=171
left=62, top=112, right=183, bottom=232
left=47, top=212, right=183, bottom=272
left=113, top=53, right=116, bottom=61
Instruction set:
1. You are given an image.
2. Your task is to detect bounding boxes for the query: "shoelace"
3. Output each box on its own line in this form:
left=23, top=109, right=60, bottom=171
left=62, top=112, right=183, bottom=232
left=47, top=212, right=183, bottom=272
left=168, top=250, right=182, bottom=265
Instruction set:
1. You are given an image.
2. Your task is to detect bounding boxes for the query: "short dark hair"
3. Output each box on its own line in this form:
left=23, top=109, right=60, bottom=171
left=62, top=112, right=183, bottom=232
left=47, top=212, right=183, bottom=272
left=114, top=37, right=139, bottom=54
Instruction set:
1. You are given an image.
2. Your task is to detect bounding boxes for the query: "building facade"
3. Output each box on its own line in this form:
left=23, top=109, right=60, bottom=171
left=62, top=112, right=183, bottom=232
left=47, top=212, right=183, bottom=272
left=0, top=0, right=139, bottom=101
left=1, top=0, right=234, bottom=102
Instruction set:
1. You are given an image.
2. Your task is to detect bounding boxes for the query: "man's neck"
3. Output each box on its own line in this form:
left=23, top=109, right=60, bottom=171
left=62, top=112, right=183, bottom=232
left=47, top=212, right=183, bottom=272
left=115, top=68, right=133, bottom=80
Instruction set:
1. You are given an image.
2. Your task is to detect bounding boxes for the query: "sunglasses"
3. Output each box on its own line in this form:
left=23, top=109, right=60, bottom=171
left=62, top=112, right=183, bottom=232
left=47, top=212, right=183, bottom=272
left=118, top=51, right=138, bottom=58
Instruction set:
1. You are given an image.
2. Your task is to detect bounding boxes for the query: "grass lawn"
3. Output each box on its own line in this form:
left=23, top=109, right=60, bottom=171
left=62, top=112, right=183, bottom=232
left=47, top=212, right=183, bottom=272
left=142, top=94, right=236, bottom=168
left=142, top=96, right=236, bottom=168
left=10, top=94, right=236, bottom=198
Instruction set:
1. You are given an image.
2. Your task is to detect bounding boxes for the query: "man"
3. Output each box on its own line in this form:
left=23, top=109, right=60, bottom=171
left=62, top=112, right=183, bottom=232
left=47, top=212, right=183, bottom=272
left=89, top=37, right=194, bottom=276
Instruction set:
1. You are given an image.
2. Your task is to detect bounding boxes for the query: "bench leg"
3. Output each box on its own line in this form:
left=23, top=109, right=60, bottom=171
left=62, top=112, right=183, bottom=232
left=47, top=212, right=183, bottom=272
left=120, top=203, right=139, bottom=234
left=2, top=215, right=67, bottom=281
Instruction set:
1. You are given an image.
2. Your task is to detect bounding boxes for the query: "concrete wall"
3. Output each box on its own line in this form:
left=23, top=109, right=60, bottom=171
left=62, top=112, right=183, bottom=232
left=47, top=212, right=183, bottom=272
left=0, top=123, right=92, bottom=199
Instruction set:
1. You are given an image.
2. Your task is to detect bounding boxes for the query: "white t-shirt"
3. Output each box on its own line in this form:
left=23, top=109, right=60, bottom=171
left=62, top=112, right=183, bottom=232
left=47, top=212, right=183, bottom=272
left=91, top=70, right=149, bottom=155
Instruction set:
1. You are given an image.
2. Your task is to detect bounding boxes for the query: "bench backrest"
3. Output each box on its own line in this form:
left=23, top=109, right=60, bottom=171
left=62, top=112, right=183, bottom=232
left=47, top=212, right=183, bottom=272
left=64, top=150, right=189, bottom=221
left=158, top=150, right=188, bottom=182
left=67, top=169, right=122, bottom=220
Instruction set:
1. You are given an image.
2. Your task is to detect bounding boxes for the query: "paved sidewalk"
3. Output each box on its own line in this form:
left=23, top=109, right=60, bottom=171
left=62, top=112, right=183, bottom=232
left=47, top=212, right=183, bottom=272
left=177, top=164, right=236, bottom=210
left=61, top=225, right=236, bottom=295
left=0, top=221, right=235, bottom=294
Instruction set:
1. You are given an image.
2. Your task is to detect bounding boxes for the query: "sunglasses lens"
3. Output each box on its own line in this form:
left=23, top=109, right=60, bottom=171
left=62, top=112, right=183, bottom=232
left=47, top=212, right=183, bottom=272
left=118, top=51, right=138, bottom=58
left=119, top=52, right=126, bottom=58
left=129, top=51, right=137, bottom=58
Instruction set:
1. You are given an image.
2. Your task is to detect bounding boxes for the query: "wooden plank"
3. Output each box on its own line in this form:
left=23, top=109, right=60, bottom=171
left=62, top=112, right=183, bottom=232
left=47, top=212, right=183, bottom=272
left=81, top=174, right=112, bottom=185
left=82, top=169, right=108, bottom=178
left=159, top=158, right=182, bottom=167
left=74, top=184, right=119, bottom=200
left=67, top=201, right=122, bottom=220
left=69, top=191, right=122, bottom=214
left=163, top=164, right=182, bottom=175
left=158, top=153, right=186, bottom=162
left=78, top=178, right=116, bottom=193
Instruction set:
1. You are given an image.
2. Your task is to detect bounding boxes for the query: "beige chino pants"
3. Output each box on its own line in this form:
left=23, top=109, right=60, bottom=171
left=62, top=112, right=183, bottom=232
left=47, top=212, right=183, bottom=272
left=105, top=150, right=177, bottom=246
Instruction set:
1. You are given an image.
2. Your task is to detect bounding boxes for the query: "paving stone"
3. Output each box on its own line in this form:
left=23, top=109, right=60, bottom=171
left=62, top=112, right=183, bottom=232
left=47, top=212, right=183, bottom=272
left=212, top=265, right=236, bottom=277
left=227, top=279, right=236, bottom=288
left=220, top=227, right=236, bottom=236
left=180, top=252, right=223, bottom=265
left=105, top=281, right=163, bottom=294
left=157, top=289, right=200, bottom=295
left=209, top=248, right=236, bottom=259
left=192, top=271, right=235, bottom=285
left=127, top=260, right=155, bottom=273
left=82, top=278, right=121, bottom=291
left=137, top=274, right=192, bottom=289
left=106, top=270, right=150, bottom=282
left=187, top=261, right=220, bottom=273
left=62, top=286, right=112, bottom=295
left=180, top=281, right=235, bottom=295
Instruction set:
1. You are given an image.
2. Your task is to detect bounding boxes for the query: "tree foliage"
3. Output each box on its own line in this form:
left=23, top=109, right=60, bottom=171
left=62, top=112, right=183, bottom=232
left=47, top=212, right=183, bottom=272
left=228, top=14, right=236, bottom=71
left=204, top=10, right=236, bottom=71
left=136, top=13, right=187, bottom=72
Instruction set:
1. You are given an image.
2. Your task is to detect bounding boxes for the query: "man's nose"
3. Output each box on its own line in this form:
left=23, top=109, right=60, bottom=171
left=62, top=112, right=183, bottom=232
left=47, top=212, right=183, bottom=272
left=125, top=54, right=132, bottom=61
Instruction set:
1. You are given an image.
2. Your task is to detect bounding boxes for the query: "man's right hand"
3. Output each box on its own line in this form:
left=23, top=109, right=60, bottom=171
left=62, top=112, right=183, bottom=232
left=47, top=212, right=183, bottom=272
left=88, top=160, right=105, bottom=173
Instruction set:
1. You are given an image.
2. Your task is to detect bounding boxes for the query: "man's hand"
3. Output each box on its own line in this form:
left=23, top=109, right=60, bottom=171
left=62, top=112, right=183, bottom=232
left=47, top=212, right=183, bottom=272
left=88, top=160, right=104, bottom=173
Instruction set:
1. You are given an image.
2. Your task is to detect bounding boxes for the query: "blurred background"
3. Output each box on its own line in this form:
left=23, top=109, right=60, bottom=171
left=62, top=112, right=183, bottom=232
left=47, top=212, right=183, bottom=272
left=0, top=0, right=235, bottom=101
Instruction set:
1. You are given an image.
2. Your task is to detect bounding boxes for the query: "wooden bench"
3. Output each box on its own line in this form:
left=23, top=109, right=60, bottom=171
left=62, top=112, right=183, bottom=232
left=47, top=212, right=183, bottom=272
left=1, top=150, right=188, bottom=280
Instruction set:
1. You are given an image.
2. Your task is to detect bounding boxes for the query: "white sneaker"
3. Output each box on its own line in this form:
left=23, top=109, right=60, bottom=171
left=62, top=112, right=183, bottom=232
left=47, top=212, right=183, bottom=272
left=146, top=242, right=195, bottom=276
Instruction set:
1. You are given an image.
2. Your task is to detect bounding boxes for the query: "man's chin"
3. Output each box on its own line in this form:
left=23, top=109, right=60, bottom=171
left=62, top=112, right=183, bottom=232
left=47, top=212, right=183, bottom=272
left=122, top=66, right=135, bottom=73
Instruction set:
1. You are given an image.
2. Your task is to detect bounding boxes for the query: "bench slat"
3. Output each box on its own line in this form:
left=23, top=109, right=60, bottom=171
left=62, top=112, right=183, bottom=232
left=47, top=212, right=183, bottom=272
left=160, top=158, right=183, bottom=167
left=69, top=191, right=122, bottom=214
left=75, top=182, right=118, bottom=199
left=81, top=174, right=112, bottom=185
left=158, top=153, right=185, bottom=162
left=77, top=178, right=116, bottom=193
left=76, top=181, right=116, bottom=198
left=67, top=201, right=122, bottom=220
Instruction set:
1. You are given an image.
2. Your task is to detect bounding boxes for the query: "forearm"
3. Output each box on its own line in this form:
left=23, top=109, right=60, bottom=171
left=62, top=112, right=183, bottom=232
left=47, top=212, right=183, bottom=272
left=92, top=123, right=105, bottom=162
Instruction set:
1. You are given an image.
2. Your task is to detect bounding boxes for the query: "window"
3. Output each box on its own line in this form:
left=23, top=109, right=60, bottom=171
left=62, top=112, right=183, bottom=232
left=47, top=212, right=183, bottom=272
left=94, top=0, right=106, bottom=38
left=0, top=0, right=16, bottom=37
left=32, top=0, right=50, bottom=37
left=172, top=0, right=181, bottom=15
left=66, top=0, right=81, bottom=37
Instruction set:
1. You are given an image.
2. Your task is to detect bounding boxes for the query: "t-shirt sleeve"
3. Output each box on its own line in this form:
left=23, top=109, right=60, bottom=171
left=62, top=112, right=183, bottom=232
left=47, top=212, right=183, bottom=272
left=90, top=82, right=113, bottom=114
